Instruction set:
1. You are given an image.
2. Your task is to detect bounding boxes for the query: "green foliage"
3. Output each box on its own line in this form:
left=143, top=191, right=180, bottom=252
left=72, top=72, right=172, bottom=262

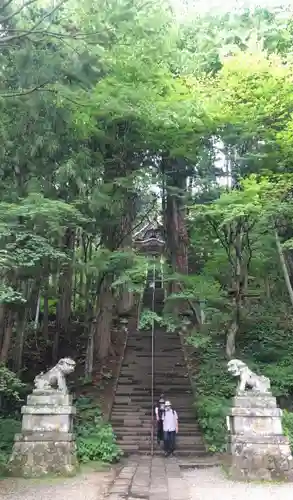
left=0, top=417, right=21, bottom=475
left=191, top=301, right=293, bottom=452
left=75, top=397, right=123, bottom=463
left=0, top=285, right=26, bottom=305
left=0, top=365, right=26, bottom=402
left=282, top=411, right=293, bottom=451
left=185, top=330, right=212, bottom=349
left=139, top=308, right=180, bottom=332
left=0, top=366, right=23, bottom=475
left=195, top=395, right=230, bottom=453
left=191, top=334, right=235, bottom=452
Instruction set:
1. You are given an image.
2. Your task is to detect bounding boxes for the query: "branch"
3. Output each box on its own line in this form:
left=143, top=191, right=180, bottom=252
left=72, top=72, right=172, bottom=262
left=245, top=231, right=253, bottom=272
left=0, top=27, right=99, bottom=40
left=0, top=0, right=37, bottom=24
left=208, top=216, right=235, bottom=268
left=1, top=0, right=14, bottom=12
left=0, top=81, right=50, bottom=98
left=0, top=0, right=67, bottom=44
left=0, top=83, right=90, bottom=107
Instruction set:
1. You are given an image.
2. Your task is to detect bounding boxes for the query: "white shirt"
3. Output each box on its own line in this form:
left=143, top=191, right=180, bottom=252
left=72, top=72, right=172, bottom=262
left=162, top=409, right=178, bottom=432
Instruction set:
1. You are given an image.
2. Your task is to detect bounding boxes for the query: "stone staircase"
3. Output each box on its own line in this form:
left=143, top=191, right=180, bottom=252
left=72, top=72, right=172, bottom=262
left=110, top=286, right=207, bottom=456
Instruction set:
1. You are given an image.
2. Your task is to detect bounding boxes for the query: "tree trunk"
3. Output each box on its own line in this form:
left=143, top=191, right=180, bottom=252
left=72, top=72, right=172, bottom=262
left=264, top=276, right=271, bottom=300
left=56, top=228, right=75, bottom=331
left=226, top=320, right=237, bottom=358
left=13, top=308, right=27, bottom=374
left=34, top=291, right=41, bottom=331
left=164, top=158, right=188, bottom=314
left=43, top=279, right=49, bottom=341
left=0, top=310, right=14, bottom=363
left=226, top=223, right=243, bottom=358
left=85, top=328, right=94, bottom=378
left=52, top=328, right=60, bottom=364
left=164, top=158, right=188, bottom=280
left=275, top=229, right=293, bottom=307
left=0, top=304, right=5, bottom=351
left=12, top=281, right=29, bottom=373
left=85, top=283, right=99, bottom=377
left=116, top=227, right=134, bottom=315
left=93, top=274, right=115, bottom=361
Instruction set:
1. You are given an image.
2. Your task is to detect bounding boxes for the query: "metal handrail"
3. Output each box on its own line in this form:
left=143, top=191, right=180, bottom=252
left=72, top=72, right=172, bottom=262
left=150, top=260, right=156, bottom=456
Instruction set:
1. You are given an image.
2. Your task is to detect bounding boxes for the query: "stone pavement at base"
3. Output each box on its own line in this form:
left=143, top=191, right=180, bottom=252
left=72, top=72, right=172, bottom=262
left=184, top=466, right=293, bottom=500
left=107, top=456, right=187, bottom=500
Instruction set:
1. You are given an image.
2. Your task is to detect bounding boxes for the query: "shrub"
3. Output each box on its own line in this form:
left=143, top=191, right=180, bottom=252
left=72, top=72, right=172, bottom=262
left=191, top=339, right=235, bottom=453
left=0, top=364, right=26, bottom=403
left=190, top=303, right=293, bottom=453
left=75, top=397, right=123, bottom=463
left=0, top=417, right=21, bottom=475
left=195, top=395, right=230, bottom=453
left=282, top=410, right=293, bottom=450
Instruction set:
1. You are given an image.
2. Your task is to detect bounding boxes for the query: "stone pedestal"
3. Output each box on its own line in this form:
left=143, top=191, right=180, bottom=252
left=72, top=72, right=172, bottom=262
left=227, top=392, right=293, bottom=481
left=8, top=390, right=78, bottom=477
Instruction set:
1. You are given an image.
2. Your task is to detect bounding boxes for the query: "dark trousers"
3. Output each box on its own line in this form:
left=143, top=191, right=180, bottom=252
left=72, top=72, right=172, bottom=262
left=163, top=431, right=176, bottom=454
left=157, top=420, right=164, bottom=443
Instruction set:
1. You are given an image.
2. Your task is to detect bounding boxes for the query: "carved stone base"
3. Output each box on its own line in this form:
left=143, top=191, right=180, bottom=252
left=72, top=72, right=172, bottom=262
left=8, top=389, right=78, bottom=477
left=228, top=435, right=293, bottom=481
left=8, top=435, right=78, bottom=477
left=227, top=393, right=293, bottom=481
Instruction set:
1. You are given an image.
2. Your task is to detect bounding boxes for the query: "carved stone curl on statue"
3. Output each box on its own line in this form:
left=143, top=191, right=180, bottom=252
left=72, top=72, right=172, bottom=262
left=227, top=359, right=271, bottom=394
left=34, top=357, right=76, bottom=394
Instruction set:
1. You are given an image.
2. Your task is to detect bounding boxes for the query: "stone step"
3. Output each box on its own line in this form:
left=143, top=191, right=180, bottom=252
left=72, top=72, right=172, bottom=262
left=115, top=385, right=189, bottom=390
left=119, top=446, right=207, bottom=456
left=115, top=387, right=192, bottom=392
left=112, top=414, right=199, bottom=421
left=114, top=430, right=203, bottom=440
left=111, top=406, right=195, bottom=411
left=120, top=368, right=186, bottom=372
left=113, top=423, right=200, bottom=430
left=111, top=407, right=197, bottom=414
left=117, top=435, right=204, bottom=444
left=112, top=403, right=193, bottom=409
left=112, top=415, right=199, bottom=422
left=110, top=321, right=205, bottom=456
left=113, top=398, right=193, bottom=405
left=112, top=423, right=201, bottom=431
left=112, top=404, right=194, bottom=409
left=112, top=424, right=201, bottom=432
left=115, top=389, right=192, bottom=396
left=118, top=376, right=189, bottom=381
left=111, top=408, right=197, bottom=414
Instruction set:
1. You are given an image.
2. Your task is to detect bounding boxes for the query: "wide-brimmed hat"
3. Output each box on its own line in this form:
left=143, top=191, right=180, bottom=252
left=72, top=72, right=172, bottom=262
left=165, top=400, right=171, bottom=406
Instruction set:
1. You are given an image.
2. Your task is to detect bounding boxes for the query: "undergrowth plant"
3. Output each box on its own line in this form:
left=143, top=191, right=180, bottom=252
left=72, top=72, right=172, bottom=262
left=190, top=334, right=235, bottom=453
left=0, top=366, right=24, bottom=475
left=188, top=303, right=293, bottom=453
left=75, top=396, right=123, bottom=463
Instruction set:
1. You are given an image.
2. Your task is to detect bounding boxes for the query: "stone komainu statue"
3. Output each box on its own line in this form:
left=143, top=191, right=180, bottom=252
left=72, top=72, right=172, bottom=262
left=34, top=357, right=76, bottom=393
left=227, top=359, right=271, bottom=394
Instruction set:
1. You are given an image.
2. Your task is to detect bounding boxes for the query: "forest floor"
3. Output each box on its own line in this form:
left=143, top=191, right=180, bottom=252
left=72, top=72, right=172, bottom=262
left=0, top=465, right=115, bottom=500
